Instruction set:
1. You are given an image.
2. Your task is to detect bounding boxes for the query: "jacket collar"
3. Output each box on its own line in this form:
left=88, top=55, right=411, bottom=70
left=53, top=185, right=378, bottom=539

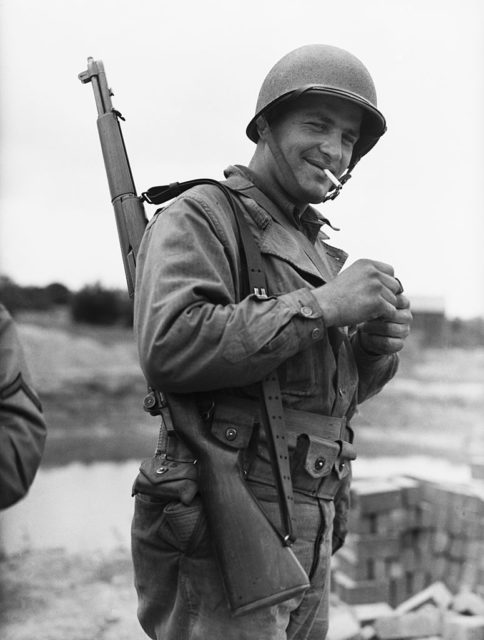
left=224, top=165, right=339, bottom=243
left=223, top=165, right=348, bottom=283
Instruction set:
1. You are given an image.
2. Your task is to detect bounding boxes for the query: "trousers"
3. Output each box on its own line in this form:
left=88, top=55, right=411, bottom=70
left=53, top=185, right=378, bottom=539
left=131, top=480, right=335, bottom=640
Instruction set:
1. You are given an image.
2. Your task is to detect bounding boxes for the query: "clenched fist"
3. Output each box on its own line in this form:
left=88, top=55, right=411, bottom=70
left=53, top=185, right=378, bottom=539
left=312, top=259, right=405, bottom=328
left=359, top=294, right=412, bottom=354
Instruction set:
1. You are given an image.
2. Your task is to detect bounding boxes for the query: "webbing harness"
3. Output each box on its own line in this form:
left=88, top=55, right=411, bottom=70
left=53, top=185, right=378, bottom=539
left=142, top=179, right=298, bottom=544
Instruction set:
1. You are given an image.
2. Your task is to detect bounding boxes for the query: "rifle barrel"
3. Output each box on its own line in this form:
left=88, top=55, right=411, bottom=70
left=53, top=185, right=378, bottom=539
left=79, top=57, right=147, bottom=297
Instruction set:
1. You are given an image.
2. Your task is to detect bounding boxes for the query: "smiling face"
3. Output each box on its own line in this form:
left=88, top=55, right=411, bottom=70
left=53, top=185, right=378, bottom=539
left=265, top=93, right=363, bottom=204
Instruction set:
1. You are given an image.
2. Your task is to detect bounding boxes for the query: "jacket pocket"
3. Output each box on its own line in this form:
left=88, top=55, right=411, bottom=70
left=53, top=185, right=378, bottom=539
left=279, top=345, right=320, bottom=397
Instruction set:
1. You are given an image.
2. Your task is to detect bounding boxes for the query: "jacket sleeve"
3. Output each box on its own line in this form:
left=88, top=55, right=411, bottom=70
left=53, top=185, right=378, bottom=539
left=0, top=305, right=46, bottom=509
left=134, top=188, right=328, bottom=393
left=350, top=328, right=399, bottom=404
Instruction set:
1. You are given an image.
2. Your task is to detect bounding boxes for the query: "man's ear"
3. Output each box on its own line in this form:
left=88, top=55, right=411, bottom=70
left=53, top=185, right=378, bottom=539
left=256, top=115, right=269, bottom=141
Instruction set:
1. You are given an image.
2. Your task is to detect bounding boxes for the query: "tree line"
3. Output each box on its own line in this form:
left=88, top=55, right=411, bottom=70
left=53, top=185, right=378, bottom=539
left=0, top=277, right=132, bottom=326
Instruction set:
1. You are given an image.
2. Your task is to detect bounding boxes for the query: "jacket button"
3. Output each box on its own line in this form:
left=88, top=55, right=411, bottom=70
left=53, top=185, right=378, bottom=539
left=314, top=457, right=325, bottom=471
left=225, top=427, right=238, bottom=441
left=311, top=328, right=321, bottom=340
left=301, top=306, right=313, bottom=317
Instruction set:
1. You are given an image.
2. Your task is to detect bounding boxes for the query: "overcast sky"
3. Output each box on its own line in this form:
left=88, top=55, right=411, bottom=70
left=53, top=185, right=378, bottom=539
left=1, top=0, right=483, bottom=318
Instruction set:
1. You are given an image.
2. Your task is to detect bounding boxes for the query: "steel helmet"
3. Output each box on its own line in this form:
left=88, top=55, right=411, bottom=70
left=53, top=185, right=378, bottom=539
left=246, top=44, right=387, bottom=169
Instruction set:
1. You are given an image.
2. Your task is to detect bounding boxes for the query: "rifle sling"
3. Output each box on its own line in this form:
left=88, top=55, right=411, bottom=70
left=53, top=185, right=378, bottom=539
left=144, top=179, right=298, bottom=544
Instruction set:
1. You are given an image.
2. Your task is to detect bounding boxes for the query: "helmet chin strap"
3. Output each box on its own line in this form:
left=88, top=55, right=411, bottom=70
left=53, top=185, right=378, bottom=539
left=257, top=115, right=353, bottom=205
left=257, top=116, right=310, bottom=205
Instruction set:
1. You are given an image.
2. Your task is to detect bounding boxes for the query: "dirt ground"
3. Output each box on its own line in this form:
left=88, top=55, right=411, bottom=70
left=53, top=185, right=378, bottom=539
left=0, top=548, right=145, bottom=640
left=1, top=310, right=482, bottom=639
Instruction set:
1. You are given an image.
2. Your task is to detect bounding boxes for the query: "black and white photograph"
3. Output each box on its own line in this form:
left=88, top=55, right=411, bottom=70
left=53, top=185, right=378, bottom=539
left=1, top=1, right=483, bottom=638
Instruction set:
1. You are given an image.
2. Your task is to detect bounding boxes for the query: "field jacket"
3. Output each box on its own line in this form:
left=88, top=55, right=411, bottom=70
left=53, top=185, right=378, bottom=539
left=0, top=305, right=46, bottom=509
left=134, top=164, right=399, bottom=548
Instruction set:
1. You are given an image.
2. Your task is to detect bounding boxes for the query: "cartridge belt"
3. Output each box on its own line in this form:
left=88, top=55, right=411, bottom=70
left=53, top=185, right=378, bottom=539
left=208, top=396, right=356, bottom=500
left=209, top=395, right=351, bottom=445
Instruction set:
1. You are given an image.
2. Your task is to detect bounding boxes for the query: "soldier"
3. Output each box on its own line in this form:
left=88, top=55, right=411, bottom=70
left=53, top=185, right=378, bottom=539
left=132, top=44, right=412, bottom=639
left=0, top=304, right=46, bottom=509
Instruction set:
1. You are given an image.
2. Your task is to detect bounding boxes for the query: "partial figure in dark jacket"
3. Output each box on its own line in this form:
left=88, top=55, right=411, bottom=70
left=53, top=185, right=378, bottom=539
left=0, top=304, right=46, bottom=509
left=131, top=44, right=412, bottom=640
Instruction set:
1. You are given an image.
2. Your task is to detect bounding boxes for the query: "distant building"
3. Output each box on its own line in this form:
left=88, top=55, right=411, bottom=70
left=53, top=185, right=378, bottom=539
left=410, top=295, right=446, bottom=346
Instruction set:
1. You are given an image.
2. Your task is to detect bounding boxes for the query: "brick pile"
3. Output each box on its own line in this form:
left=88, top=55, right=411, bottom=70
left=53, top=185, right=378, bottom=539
left=332, top=476, right=484, bottom=607
left=422, top=482, right=484, bottom=595
left=328, top=584, right=484, bottom=639
left=329, top=472, right=484, bottom=639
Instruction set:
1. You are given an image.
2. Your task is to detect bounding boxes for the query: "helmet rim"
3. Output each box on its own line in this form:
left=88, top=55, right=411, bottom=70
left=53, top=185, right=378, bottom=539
left=246, top=86, right=386, bottom=166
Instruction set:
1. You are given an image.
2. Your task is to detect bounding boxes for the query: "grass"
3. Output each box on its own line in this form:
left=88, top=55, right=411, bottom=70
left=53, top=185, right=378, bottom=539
left=39, top=382, right=156, bottom=466
left=16, top=309, right=157, bottom=467
left=353, top=340, right=484, bottom=463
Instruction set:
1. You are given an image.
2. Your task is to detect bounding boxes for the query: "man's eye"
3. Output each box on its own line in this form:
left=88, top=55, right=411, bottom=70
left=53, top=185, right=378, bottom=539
left=343, top=134, right=357, bottom=145
left=306, top=121, right=328, bottom=131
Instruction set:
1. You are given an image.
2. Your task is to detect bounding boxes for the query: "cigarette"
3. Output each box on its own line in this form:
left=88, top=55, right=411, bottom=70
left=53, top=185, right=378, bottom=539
left=323, top=169, right=342, bottom=188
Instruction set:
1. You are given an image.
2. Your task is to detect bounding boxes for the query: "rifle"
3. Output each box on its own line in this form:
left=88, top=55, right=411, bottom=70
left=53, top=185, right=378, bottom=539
left=78, top=57, right=309, bottom=615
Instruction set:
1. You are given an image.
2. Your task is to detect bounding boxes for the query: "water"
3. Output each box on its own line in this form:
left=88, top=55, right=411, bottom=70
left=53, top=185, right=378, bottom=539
left=0, top=457, right=472, bottom=557
left=0, top=460, right=139, bottom=556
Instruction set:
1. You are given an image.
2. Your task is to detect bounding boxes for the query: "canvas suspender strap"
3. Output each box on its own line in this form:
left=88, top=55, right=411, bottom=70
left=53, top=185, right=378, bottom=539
left=224, top=189, right=298, bottom=545
left=236, top=182, right=336, bottom=282
left=142, top=179, right=298, bottom=545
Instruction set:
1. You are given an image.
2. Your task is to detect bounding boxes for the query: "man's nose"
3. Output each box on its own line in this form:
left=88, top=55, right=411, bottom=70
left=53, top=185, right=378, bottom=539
left=319, top=132, right=343, bottom=165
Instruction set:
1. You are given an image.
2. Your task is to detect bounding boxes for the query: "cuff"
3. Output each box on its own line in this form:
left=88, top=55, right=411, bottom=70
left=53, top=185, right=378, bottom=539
left=279, top=287, right=325, bottom=320
left=279, top=288, right=327, bottom=346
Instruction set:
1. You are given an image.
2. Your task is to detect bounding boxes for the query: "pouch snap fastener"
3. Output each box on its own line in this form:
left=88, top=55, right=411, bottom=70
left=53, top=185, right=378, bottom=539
left=225, top=427, right=238, bottom=441
left=314, top=457, right=326, bottom=471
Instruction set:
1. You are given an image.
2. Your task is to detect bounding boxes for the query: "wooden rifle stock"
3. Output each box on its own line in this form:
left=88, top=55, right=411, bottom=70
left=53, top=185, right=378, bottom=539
left=79, top=58, right=309, bottom=614
left=166, top=393, right=309, bottom=615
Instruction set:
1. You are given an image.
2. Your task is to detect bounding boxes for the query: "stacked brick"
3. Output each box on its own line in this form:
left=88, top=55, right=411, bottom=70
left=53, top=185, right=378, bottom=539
left=331, top=475, right=484, bottom=608
left=329, top=565, right=484, bottom=639
left=333, top=476, right=426, bottom=607
left=421, top=481, right=484, bottom=595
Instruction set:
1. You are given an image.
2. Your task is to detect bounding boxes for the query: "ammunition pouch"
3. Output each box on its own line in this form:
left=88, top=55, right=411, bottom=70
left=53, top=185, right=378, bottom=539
left=209, top=396, right=356, bottom=500
left=132, top=395, right=356, bottom=506
left=291, top=433, right=355, bottom=499
left=132, top=431, right=198, bottom=505
left=210, top=404, right=255, bottom=450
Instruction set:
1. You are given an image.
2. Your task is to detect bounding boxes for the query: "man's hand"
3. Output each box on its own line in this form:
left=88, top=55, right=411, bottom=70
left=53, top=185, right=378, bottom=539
left=312, top=259, right=404, bottom=327
left=358, top=294, right=412, bottom=355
